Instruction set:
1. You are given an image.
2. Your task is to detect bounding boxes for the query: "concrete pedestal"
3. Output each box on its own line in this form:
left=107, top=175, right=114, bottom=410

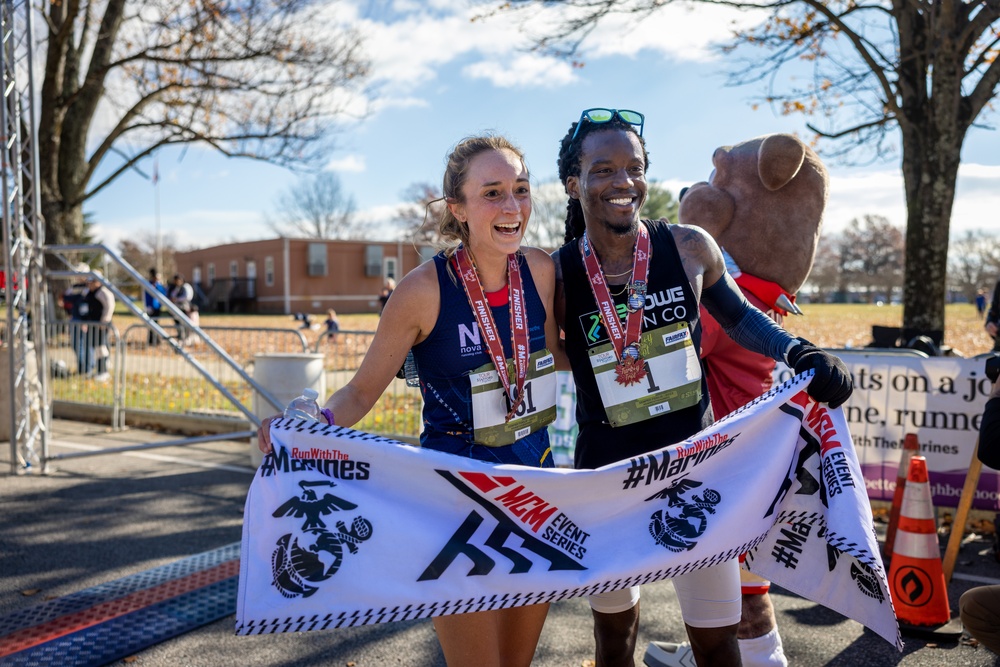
left=250, top=353, right=326, bottom=468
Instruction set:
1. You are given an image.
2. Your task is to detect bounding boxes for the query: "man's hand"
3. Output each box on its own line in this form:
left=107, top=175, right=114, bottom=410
left=257, top=415, right=280, bottom=454
left=787, top=338, right=854, bottom=408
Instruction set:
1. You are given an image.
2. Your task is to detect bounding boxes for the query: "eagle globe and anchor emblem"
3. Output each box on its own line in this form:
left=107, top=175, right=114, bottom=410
left=270, top=480, right=374, bottom=598
left=647, top=477, right=722, bottom=552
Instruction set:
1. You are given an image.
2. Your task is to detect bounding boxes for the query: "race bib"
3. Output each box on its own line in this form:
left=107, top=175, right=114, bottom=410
left=589, top=323, right=702, bottom=427
left=470, top=350, right=557, bottom=446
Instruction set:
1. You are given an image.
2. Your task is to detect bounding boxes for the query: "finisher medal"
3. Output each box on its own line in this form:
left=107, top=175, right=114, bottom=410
left=627, top=280, right=646, bottom=313
left=615, top=344, right=646, bottom=386
left=580, top=222, right=652, bottom=387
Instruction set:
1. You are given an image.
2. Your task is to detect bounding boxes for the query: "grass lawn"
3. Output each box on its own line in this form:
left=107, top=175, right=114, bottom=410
left=132, top=302, right=993, bottom=357
left=779, top=302, right=990, bottom=356
left=34, top=300, right=996, bottom=358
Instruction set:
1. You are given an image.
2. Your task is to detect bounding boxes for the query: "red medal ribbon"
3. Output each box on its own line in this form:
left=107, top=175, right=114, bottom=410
left=580, top=222, right=652, bottom=386
left=454, top=247, right=529, bottom=421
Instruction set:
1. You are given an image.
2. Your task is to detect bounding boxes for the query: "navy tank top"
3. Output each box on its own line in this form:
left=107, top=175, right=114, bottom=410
left=557, top=219, right=713, bottom=469
left=410, top=252, right=551, bottom=465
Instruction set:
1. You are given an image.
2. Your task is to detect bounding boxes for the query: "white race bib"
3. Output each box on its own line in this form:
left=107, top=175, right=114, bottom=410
left=589, top=323, right=702, bottom=427
left=469, top=350, right=557, bottom=446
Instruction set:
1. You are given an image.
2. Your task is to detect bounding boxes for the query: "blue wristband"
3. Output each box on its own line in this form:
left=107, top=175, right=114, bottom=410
left=320, top=408, right=335, bottom=425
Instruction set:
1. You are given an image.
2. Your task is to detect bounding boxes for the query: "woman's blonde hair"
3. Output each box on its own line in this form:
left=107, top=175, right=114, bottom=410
left=436, top=134, right=528, bottom=257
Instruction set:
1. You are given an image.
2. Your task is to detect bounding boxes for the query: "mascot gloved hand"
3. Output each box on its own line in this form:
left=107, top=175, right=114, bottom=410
left=787, top=337, right=854, bottom=409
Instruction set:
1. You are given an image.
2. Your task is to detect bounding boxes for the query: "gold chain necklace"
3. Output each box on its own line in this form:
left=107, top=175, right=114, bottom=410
left=604, top=267, right=633, bottom=279
left=608, top=281, right=630, bottom=297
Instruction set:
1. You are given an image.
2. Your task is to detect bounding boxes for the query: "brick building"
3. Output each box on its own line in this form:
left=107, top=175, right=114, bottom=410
left=174, top=237, right=435, bottom=314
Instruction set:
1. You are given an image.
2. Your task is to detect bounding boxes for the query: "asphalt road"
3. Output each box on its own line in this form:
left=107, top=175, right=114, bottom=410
left=3, top=419, right=1000, bottom=666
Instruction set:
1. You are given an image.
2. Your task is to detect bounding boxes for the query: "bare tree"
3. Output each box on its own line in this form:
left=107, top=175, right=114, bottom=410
left=41, top=0, right=370, bottom=248
left=487, top=0, right=1000, bottom=342
left=525, top=180, right=569, bottom=248
left=267, top=173, right=357, bottom=239
left=803, top=234, right=844, bottom=303
left=948, top=230, right=1000, bottom=302
left=840, top=215, right=905, bottom=302
left=118, top=231, right=180, bottom=279
left=396, top=183, right=447, bottom=245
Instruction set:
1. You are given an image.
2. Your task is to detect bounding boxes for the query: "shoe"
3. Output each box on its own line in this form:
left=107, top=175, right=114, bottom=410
left=94, top=372, right=111, bottom=382
left=644, top=641, right=696, bottom=667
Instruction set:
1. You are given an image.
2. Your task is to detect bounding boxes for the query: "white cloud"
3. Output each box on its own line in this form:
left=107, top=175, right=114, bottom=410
left=344, top=10, right=485, bottom=89
left=824, top=170, right=906, bottom=232
left=952, top=163, right=1000, bottom=234
left=94, top=209, right=273, bottom=251
left=463, top=54, right=580, bottom=88
left=331, top=0, right=759, bottom=106
left=369, top=96, right=431, bottom=113
left=822, top=163, right=1000, bottom=238
left=325, top=154, right=367, bottom=172
left=354, top=202, right=410, bottom=241
left=573, top=4, right=766, bottom=62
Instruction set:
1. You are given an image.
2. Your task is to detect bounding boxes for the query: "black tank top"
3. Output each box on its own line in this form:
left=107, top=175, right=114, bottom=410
left=557, top=219, right=712, bottom=469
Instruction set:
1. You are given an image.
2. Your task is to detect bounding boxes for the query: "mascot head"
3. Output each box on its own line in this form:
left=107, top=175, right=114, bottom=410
left=678, top=133, right=828, bottom=296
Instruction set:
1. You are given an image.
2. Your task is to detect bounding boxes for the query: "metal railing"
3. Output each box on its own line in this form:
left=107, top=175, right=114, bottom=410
left=44, top=320, right=423, bottom=441
left=315, top=329, right=422, bottom=438
left=46, top=320, right=124, bottom=429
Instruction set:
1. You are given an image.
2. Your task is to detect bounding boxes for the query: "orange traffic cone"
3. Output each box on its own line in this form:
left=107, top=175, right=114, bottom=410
left=884, top=433, right=921, bottom=559
left=888, top=455, right=963, bottom=640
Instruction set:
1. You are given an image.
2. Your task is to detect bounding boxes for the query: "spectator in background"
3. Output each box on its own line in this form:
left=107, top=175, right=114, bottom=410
left=986, top=280, right=1000, bottom=351
left=63, top=264, right=91, bottom=375
left=324, top=308, right=340, bottom=342
left=185, top=304, right=201, bottom=346
left=169, top=273, right=195, bottom=340
left=977, top=288, right=988, bottom=319
left=378, top=278, right=395, bottom=314
left=960, top=373, right=1000, bottom=653
left=145, top=268, right=169, bottom=345
left=82, top=270, right=115, bottom=381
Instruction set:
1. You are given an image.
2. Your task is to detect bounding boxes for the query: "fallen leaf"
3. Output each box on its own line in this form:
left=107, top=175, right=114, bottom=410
left=20, top=589, right=40, bottom=596
left=122, top=657, right=138, bottom=664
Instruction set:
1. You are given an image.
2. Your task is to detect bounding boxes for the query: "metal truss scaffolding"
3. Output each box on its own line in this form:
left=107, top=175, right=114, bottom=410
left=2, top=0, right=48, bottom=473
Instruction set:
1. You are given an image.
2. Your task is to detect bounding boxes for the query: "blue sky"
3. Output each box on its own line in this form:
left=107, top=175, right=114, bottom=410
left=86, top=1, right=1000, bottom=251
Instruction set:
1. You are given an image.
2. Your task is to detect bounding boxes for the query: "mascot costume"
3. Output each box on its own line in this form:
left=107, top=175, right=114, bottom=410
left=645, top=134, right=829, bottom=667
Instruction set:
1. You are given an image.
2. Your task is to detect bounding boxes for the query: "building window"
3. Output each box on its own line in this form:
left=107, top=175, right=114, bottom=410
left=246, top=261, right=257, bottom=298
left=419, top=246, right=436, bottom=263
left=308, top=243, right=327, bottom=277
left=265, top=257, right=274, bottom=286
left=365, top=245, right=383, bottom=277
left=384, top=257, right=398, bottom=282
left=230, top=260, right=239, bottom=278
left=207, top=263, right=215, bottom=286
left=192, top=267, right=202, bottom=286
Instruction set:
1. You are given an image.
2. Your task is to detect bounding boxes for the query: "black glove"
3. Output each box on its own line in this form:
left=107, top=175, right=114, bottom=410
left=787, top=337, right=854, bottom=408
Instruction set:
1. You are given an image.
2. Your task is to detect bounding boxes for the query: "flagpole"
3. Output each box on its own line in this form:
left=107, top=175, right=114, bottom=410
left=154, top=155, right=161, bottom=275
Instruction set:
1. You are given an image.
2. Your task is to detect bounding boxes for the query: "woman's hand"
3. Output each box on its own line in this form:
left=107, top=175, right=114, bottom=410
left=256, top=414, right=282, bottom=454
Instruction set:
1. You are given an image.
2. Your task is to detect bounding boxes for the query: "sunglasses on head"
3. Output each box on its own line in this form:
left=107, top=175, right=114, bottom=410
left=571, top=108, right=644, bottom=142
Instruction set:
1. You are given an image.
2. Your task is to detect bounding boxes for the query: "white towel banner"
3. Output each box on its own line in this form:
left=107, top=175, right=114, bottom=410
left=236, top=372, right=900, bottom=650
